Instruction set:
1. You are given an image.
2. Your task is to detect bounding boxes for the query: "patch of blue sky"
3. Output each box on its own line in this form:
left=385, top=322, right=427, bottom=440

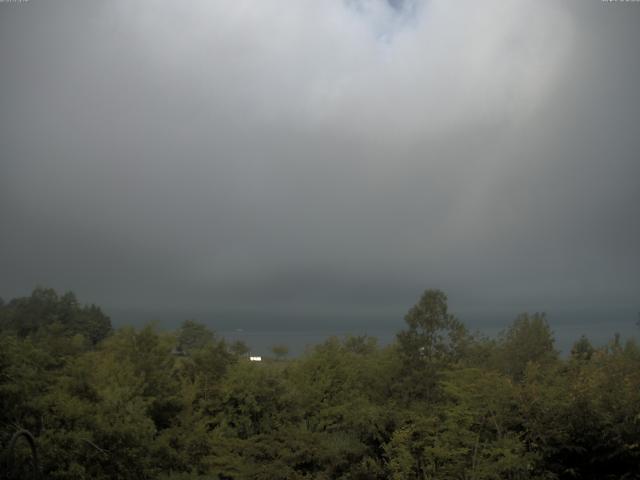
left=344, top=0, right=422, bottom=44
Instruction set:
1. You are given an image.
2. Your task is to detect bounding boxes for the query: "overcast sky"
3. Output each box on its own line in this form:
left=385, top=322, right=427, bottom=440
left=1, top=0, right=638, bottom=337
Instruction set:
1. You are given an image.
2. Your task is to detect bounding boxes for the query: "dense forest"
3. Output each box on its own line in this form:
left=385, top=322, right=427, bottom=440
left=1, top=288, right=638, bottom=479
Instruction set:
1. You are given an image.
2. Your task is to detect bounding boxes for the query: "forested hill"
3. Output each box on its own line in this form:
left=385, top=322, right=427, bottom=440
left=1, top=288, right=639, bottom=479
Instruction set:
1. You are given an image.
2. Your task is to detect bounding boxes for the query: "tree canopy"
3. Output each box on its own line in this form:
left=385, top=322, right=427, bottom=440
left=1, top=287, right=638, bottom=479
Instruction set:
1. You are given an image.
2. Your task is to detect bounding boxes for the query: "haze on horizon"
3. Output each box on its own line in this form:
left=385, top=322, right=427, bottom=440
left=1, top=0, right=639, bottom=343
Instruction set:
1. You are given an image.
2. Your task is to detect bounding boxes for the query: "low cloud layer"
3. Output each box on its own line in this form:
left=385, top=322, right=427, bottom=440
left=1, top=1, right=638, bottom=335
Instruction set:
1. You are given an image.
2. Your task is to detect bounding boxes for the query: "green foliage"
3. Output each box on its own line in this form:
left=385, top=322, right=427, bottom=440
left=396, top=289, right=469, bottom=402
left=397, top=290, right=468, bottom=364
left=496, top=312, right=558, bottom=381
left=570, top=334, right=595, bottom=361
left=177, top=320, right=214, bottom=354
left=1, top=287, right=639, bottom=479
left=0, top=287, right=111, bottom=347
left=229, top=340, right=250, bottom=357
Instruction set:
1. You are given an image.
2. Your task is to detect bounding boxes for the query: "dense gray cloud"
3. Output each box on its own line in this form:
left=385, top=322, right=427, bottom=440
left=1, top=1, right=638, bottom=342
